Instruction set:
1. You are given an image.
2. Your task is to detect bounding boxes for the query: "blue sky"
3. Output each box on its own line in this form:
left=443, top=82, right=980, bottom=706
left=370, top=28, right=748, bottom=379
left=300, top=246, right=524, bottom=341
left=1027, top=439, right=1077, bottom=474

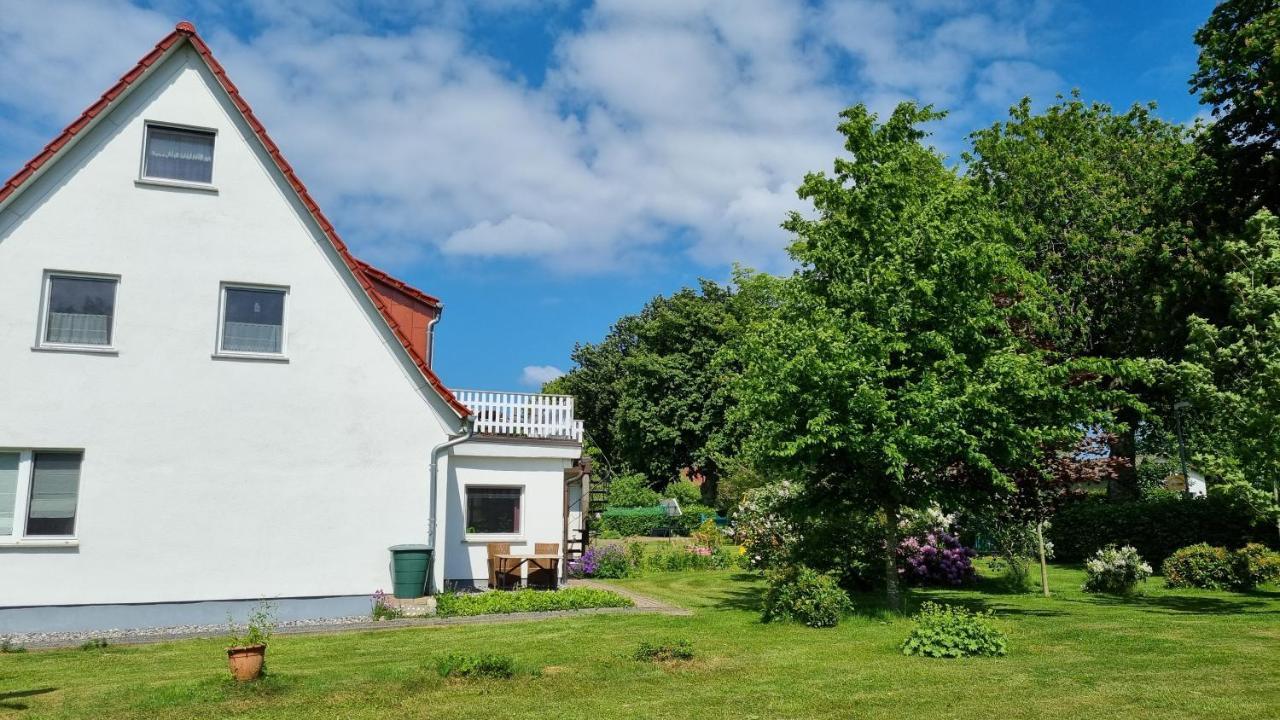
left=0, top=0, right=1216, bottom=391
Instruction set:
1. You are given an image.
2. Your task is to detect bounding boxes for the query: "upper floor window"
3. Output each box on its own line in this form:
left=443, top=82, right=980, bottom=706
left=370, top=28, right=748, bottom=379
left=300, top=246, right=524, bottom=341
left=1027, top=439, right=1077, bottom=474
left=143, top=124, right=214, bottom=184
left=218, top=284, right=287, bottom=356
left=41, top=273, right=118, bottom=348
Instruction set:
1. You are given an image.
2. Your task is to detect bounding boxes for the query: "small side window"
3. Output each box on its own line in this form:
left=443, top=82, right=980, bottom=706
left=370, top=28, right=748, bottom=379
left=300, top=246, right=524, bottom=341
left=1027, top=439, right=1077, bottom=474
left=144, top=125, right=214, bottom=184
left=42, top=274, right=118, bottom=347
left=218, top=285, right=287, bottom=356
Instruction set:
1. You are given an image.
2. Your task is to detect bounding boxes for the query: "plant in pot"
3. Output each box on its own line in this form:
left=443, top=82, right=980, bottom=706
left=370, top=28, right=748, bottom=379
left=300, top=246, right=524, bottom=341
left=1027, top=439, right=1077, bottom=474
left=226, top=600, right=276, bottom=682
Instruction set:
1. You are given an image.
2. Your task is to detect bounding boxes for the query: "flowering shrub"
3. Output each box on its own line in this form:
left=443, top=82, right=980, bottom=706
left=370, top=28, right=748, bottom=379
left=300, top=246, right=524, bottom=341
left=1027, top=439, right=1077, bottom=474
left=901, top=602, right=1007, bottom=658
left=568, top=544, right=630, bottom=578
left=761, top=565, right=852, bottom=628
left=736, top=481, right=802, bottom=570
left=370, top=589, right=404, bottom=621
left=1082, top=545, right=1152, bottom=595
left=898, top=531, right=977, bottom=586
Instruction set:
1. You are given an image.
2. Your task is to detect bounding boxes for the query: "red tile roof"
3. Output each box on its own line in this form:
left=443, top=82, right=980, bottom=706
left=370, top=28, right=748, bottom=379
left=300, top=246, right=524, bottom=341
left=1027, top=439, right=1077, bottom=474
left=0, top=22, right=471, bottom=419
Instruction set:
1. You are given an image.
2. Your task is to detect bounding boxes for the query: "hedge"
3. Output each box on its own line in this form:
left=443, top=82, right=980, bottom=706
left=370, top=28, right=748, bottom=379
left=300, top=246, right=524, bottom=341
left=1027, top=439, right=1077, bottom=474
left=1048, top=495, right=1275, bottom=566
left=598, top=505, right=721, bottom=536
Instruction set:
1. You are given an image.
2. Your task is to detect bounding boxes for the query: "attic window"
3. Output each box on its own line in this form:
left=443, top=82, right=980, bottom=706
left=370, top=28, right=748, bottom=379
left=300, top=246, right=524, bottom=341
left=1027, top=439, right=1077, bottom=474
left=143, top=125, right=214, bottom=184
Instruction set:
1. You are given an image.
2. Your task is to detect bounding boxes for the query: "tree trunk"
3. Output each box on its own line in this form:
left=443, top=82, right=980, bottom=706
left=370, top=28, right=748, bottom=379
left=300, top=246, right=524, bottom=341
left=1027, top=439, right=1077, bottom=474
left=883, top=504, right=902, bottom=613
left=1108, top=407, right=1140, bottom=500
left=1036, top=520, right=1051, bottom=598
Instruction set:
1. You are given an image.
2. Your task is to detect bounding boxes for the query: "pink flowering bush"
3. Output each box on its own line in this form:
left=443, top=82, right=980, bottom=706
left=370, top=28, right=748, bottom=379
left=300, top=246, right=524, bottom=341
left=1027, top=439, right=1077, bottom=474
left=898, top=531, right=977, bottom=586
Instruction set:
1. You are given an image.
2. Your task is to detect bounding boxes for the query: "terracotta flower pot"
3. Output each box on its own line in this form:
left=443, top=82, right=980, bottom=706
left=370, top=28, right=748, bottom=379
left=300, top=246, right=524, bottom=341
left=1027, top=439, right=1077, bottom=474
left=226, top=644, right=267, bottom=682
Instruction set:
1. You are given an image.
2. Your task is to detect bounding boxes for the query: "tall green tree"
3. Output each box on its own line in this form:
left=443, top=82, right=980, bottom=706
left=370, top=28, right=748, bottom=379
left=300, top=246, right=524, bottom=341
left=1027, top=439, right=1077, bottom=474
left=549, top=279, right=761, bottom=495
left=965, top=96, right=1211, bottom=495
left=731, top=104, right=1125, bottom=610
left=1191, top=0, right=1280, bottom=217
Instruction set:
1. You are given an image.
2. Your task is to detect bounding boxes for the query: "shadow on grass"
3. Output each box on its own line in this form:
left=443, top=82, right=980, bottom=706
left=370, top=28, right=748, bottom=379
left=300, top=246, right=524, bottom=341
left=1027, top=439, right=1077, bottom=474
left=0, top=687, right=57, bottom=711
left=1073, top=592, right=1277, bottom=615
left=710, top=573, right=765, bottom=613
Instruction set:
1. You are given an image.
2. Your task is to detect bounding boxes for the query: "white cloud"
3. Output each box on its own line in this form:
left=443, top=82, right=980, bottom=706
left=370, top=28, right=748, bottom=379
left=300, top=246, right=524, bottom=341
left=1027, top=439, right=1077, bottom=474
left=520, top=364, right=565, bottom=388
left=0, top=0, right=1066, bottom=274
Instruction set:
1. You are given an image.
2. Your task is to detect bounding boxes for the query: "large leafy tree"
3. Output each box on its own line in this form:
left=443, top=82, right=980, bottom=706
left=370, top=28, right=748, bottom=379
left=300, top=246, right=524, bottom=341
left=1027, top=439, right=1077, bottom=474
left=548, top=279, right=760, bottom=495
left=965, top=96, right=1211, bottom=494
left=731, top=104, right=1124, bottom=610
left=1191, top=0, right=1280, bottom=217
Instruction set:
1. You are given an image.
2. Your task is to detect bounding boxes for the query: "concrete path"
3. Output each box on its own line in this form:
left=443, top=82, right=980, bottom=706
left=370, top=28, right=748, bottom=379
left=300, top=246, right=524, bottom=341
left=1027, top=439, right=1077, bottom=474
left=12, top=581, right=689, bottom=650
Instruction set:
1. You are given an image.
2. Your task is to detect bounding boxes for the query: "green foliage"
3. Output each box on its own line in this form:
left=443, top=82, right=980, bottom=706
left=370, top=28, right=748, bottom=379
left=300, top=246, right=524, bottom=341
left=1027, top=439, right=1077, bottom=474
left=606, top=473, right=661, bottom=509
left=633, top=640, right=694, bottom=662
left=1083, top=545, right=1153, bottom=595
left=670, top=504, right=719, bottom=535
left=78, top=638, right=109, bottom=651
left=435, top=653, right=517, bottom=680
left=434, top=588, right=632, bottom=617
left=599, top=507, right=667, bottom=537
left=640, top=543, right=745, bottom=572
left=1164, top=542, right=1280, bottom=591
left=731, top=103, right=1125, bottom=608
left=226, top=601, right=276, bottom=648
left=761, top=565, right=852, bottom=628
left=664, top=478, right=702, bottom=506
left=901, top=602, right=1008, bottom=658
left=1048, top=495, right=1275, bottom=566
left=691, top=518, right=723, bottom=549
left=1191, top=0, right=1280, bottom=215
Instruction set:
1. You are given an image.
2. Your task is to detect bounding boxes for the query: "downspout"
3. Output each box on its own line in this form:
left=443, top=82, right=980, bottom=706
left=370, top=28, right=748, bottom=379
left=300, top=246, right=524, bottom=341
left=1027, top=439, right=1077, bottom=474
left=428, top=415, right=475, bottom=594
left=425, top=313, right=441, bottom=369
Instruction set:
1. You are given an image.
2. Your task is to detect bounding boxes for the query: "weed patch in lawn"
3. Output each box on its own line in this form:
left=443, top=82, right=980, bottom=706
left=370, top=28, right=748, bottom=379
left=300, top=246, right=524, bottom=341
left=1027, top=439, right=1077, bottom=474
left=633, top=640, right=694, bottom=662
left=435, top=652, right=518, bottom=680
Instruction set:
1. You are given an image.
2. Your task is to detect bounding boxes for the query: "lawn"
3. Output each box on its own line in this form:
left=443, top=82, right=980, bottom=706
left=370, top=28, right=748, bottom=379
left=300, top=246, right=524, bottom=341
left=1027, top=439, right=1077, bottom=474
left=2, top=565, right=1277, bottom=719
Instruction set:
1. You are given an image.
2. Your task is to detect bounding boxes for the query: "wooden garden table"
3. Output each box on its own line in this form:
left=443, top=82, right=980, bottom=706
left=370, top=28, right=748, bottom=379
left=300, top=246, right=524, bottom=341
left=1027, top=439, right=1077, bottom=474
left=494, top=554, right=561, bottom=589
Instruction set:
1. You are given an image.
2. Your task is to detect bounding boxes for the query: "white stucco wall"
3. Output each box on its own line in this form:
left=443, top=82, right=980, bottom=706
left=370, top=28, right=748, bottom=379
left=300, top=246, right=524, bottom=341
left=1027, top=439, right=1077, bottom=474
left=0, top=45, right=467, bottom=607
left=443, top=453, right=573, bottom=584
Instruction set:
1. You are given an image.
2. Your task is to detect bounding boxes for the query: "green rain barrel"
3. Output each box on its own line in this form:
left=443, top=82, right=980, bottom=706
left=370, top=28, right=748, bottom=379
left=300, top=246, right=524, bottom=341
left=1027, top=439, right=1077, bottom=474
left=389, top=544, right=434, bottom=599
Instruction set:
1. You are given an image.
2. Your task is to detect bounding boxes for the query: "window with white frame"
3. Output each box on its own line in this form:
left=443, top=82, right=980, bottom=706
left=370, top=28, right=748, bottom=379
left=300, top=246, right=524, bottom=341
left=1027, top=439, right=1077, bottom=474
left=465, top=487, right=522, bottom=535
left=143, top=124, right=215, bottom=184
left=218, top=285, right=287, bottom=355
left=41, top=273, right=118, bottom=347
left=0, top=450, right=83, bottom=540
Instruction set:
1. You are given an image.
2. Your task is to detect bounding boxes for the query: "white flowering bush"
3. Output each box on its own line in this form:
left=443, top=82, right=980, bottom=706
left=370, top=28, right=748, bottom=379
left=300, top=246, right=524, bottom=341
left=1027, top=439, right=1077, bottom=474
left=735, top=481, right=801, bottom=570
left=1082, top=545, right=1152, bottom=595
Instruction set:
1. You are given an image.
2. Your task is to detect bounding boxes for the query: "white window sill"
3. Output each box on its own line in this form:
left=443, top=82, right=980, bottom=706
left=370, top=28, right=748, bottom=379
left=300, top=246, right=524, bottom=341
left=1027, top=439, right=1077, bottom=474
left=0, top=538, right=79, bottom=548
left=464, top=534, right=525, bottom=544
left=211, top=352, right=289, bottom=363
left=135, top=177, right=218, bottom=193
left=32, top=344, right=118, bottom=356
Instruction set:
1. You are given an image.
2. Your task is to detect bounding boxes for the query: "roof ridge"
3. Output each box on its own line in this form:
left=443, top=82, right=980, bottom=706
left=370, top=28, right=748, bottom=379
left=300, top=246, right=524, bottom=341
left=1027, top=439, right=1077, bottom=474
left=0, top=22, right=470, bottom=419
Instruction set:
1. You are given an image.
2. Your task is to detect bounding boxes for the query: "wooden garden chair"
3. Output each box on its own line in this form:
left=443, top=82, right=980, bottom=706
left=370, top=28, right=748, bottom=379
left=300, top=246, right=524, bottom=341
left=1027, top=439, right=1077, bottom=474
left=487, top=542, right=516, bottom=589
left=527, top=542, right=560, bottom=590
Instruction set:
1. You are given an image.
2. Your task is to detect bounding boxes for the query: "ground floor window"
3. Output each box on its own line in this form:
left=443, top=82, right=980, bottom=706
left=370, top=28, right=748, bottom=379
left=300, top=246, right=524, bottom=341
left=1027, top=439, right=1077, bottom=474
left=465, top=486, right=522, bottom=535
left=0, top=450, right=83, bottom=540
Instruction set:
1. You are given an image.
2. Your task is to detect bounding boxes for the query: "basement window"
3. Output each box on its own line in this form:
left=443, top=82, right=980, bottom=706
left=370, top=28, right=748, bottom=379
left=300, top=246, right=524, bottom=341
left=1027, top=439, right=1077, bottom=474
left=143, top=124, right=215, bottom=184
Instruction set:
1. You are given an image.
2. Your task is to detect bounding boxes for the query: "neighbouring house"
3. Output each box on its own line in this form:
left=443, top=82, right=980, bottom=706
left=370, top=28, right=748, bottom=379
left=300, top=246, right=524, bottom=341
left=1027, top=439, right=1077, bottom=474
left=0, top=23, right=596, bottom=633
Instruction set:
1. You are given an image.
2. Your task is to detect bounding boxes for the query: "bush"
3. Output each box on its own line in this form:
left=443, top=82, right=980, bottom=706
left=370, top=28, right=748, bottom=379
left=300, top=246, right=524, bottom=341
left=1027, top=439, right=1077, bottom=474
left=640, top=543, right=746, bottom=572
left=1, top=637, right=26, bottom=653
left=78, top=638, right=109, bottom=651
left=1082, top=545, right=1152, bottom=595
left=901, top=602, right=1007, bottom=658
left=633, top=640, right=694, bottom=662
left=664, top=478, right=702, bottom=506
left=436, top=652, right=516, bottom=679
left=1162, top=543, right=1237, bottom=590
left=599, top=507, right=667, bottom=537
left=1164, top=542, right=1280, bottom=591
left=435, top=587, right=632, bottom=617
left=672, top=504, right=719, bottom=535
left=1048, top=495, right=1275, bottom=566
left=761, top=565, right=852, bottom=628
left=569, top=544, right=631, bottom=578
left=898, top=531, right=977, bottom=587
left=606, top=473, right=661, bottom=509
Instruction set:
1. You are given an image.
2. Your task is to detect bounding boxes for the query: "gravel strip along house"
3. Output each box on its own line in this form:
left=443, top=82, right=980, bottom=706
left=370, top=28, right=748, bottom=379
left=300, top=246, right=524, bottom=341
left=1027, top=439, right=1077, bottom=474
left=0, top=22, right=598, bottom=634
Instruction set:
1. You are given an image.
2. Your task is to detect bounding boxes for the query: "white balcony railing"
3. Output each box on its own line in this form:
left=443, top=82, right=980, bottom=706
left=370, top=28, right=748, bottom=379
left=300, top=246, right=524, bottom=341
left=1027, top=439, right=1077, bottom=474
left=453, top=389, right=583, bottom=442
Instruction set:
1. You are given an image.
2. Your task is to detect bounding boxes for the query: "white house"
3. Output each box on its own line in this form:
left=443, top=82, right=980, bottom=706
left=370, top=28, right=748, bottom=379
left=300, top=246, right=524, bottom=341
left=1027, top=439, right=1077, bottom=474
left=0, top=23, right=592, bottom=633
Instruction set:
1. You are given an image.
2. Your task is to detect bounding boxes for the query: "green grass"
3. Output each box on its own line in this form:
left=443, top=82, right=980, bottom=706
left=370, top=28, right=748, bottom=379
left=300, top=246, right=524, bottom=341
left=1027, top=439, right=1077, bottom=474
left=2, top=565, right=1277, bottom=719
